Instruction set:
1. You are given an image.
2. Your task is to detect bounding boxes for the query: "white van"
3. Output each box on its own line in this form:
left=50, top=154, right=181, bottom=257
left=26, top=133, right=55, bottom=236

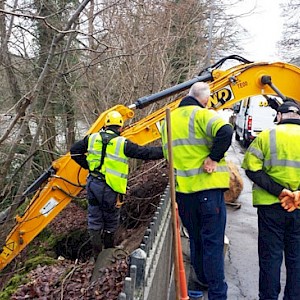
left=233, top=95, right=277, bottom=147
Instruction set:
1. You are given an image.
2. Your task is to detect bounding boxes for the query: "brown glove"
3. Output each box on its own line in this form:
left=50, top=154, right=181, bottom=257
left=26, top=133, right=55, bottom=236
left=115, top=194, right=124, bottom=208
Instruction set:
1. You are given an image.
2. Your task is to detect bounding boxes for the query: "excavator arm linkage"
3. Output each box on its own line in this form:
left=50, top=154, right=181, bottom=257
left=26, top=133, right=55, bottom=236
left=1, top=56, right=300, bottom=271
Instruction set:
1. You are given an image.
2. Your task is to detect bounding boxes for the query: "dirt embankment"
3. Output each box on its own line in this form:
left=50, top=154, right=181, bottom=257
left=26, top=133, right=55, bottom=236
left=3, top=159, right=168, bottom=300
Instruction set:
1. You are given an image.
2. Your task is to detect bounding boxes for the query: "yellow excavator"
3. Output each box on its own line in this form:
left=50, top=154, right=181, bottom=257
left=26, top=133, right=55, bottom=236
left=1, top=55, right=300, bottom=272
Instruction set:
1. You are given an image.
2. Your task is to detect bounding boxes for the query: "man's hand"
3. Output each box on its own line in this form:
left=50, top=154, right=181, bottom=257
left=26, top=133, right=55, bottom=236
left=294, top=191, right=300, bottom=208
left=279, top=189, right=300, bottom=212
left=203, top=157, right=217, bottom=173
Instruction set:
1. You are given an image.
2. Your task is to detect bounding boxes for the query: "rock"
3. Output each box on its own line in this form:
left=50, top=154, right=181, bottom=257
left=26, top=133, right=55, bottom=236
left=224, top=161, right=244, bottom=203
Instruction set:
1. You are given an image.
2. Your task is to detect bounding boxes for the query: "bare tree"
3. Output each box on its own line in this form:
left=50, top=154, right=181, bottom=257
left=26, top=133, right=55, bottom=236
left=70, top=0, right=243, bottom=123
left=0, top=0, right=90, bottom=218
left=0, top=0, right=36, bottom=195
left=279, top=0, right=300, bottom=61
left=0, top=0, right=243, bottom=217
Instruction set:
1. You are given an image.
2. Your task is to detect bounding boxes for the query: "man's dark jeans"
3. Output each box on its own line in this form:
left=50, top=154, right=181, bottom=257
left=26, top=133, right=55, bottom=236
left=177, top=189, right=228, bottom=300
left=257, top=204, right=300, bottom=300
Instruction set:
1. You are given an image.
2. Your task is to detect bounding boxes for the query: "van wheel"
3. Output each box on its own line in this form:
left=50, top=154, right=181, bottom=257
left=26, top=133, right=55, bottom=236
left=235, top=132, right=240, bottom=141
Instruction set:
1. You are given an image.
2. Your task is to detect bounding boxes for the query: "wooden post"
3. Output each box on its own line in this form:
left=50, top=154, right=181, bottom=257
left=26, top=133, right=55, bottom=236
left=166, top=108, right=189, bottom=300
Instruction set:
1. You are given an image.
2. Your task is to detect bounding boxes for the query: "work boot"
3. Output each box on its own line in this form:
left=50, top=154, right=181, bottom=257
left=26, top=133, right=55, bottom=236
left=103, top=230, right=114, bottom=249
left=89, top=229, right=103, bottom=260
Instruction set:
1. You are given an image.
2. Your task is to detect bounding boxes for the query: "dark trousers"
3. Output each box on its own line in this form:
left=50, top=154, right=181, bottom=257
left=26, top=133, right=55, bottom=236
left=257, top=204, right=300, bottom=300
left=86, top=175, right=119, bottom=232
left=177, top=189, right=228, bottom=300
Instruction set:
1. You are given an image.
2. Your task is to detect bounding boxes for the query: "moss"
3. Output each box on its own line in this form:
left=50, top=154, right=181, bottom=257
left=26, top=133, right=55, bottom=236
left=15, top=197, right=31, bottom=217
left=0, top=231, right=58, bottom=298
left=0, top=272, right=29, bottom=299
left=73, top=198, right=88, bottom=210
left=24, top=254, right=57, bottom=271
left=35, top=227, right=62, bottom=248
left=0, top=254, right=57, bottom=299
left=29, top=225, right=68, bottom=253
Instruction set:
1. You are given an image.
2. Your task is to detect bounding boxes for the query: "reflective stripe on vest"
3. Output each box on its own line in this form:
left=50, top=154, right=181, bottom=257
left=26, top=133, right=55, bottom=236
left=264, top=129, right=300, bottom=168
left=161, top=106, right=230, bottom=193
left=242, top=124, right=300, bottom=205
left=161, top=108, right=216, bottom=152
left=87, top=132, right=129, bottom=194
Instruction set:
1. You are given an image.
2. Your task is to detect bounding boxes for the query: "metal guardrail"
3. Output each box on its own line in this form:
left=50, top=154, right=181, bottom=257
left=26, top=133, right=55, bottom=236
left=119, top=186, right=174, bottom=300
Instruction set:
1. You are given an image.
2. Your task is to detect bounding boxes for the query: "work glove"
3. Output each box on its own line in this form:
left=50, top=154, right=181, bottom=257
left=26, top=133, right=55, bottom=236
left=115, top=194, right=124, bottom=208
left=279, top=189, right=300, bottom=212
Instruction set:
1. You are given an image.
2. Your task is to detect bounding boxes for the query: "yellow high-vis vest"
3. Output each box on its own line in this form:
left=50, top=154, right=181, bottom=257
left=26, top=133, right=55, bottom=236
left=161, top=106, right=230, bottom=193
left=87, top=131, right=129, bottom=194
left=242, top=124, right=300, bottom=205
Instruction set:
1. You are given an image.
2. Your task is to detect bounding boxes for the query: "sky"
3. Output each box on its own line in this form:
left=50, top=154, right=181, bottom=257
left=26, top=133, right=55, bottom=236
left=228, top=0, right=287, bottom=62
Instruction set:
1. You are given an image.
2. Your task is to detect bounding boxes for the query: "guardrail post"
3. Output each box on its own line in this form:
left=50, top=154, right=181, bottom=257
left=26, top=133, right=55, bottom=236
left=130, top=248, right=147, bottom=288
left=118, top=292, right=126, bottom=300
left=124, top=277, right=132, bottom=300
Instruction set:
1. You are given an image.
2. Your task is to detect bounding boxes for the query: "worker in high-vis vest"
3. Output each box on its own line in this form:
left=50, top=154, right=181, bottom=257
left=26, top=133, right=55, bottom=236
left=161, top=82, right=233, bottom=300
left=70, top=111, right=163, bottom=259
left=242, top=100, right=300, bottom=300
